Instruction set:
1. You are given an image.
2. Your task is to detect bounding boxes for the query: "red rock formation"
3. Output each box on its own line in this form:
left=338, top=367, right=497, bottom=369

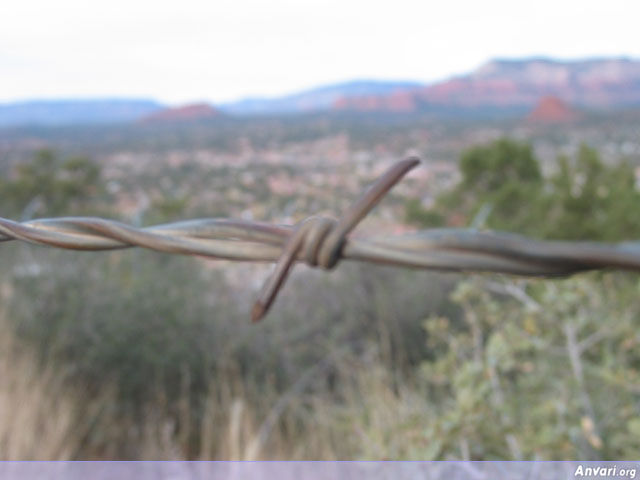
left=333, top=58, right=640, bottom=113
left=140, top=103, right=220, bottom=123
left=527, top=96, right=578, bottom=123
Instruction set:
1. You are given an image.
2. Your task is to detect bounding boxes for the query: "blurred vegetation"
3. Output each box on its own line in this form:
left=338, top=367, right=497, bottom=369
left=406, top=139, right=640, bottom=241
left=400, top=138, right=640, bottom=459
left=0, top=149, right=104, bottom=218
left=420, top=274, right=640, bottom=460
left=1, top=140, right=639, bottom=459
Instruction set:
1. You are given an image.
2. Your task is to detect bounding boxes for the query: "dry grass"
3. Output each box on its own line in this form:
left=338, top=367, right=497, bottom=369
left=0, top=312, right=430, bottom=461
left=128, top=351, right=433, bottom=460
left=0, top=323, right=431, bottom=460
left=0, top=307, right=82, bottom=460
left=0, top=281, right=430, bottom=460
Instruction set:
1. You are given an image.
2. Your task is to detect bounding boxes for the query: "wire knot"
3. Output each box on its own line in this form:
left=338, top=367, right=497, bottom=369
left=296, top=216, right=343, bottom=269
left=251, top=156, right=421, bottom=322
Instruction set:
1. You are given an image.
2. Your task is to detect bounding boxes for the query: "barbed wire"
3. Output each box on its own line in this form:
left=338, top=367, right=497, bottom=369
left=2, top=157, right=640, bottom=322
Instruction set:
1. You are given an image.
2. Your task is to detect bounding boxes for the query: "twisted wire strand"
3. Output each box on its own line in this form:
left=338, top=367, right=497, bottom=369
left=2, top=157, right=640, bottom=321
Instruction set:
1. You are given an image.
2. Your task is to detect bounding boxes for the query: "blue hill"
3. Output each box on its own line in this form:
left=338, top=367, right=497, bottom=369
left=220, top=80, right=423, bottom=115
left=0, top=99, right=164, bottom=127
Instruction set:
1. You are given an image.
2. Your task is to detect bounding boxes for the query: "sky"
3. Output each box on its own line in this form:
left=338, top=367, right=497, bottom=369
left=2, top=0, right=639, bottom=105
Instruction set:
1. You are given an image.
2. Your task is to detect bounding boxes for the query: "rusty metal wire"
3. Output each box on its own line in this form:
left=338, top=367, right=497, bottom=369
left=2, top=157, right=640, bottom=322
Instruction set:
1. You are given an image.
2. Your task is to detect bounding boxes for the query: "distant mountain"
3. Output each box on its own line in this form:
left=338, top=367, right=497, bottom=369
left=3, top=57, right=640, bottom=126
left=0, top=99, right=164, bottom=127
left=220, top=80, right=423, bottom=115
left=333, top=90, right=418, bottom=112
left=527, top=96, right=578, bottom=124
left=139, top=103, right=221, bottom=123
left=334, top=57, right=640, bottom=113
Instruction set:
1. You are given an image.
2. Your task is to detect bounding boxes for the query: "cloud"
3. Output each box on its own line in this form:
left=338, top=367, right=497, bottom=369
left=2, top=0, right=639, bottom=103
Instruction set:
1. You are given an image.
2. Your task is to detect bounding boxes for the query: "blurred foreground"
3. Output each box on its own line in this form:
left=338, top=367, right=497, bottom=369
left=1, top=115, right=639, bottom=460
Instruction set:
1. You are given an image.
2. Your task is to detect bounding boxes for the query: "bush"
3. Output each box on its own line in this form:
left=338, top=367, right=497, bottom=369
left=406, top=139, right=640, bottom=241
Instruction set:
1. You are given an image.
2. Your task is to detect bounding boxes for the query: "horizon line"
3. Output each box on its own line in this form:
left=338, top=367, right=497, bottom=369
left=2, top=54, right=639, bottom=107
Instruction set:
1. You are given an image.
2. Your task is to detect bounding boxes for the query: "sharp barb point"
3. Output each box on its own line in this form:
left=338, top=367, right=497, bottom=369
left=251, top=302, right=266, bottom=323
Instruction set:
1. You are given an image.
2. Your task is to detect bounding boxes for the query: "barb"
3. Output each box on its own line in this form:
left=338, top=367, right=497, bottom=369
left=2, top=157, right=640, bottom=322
